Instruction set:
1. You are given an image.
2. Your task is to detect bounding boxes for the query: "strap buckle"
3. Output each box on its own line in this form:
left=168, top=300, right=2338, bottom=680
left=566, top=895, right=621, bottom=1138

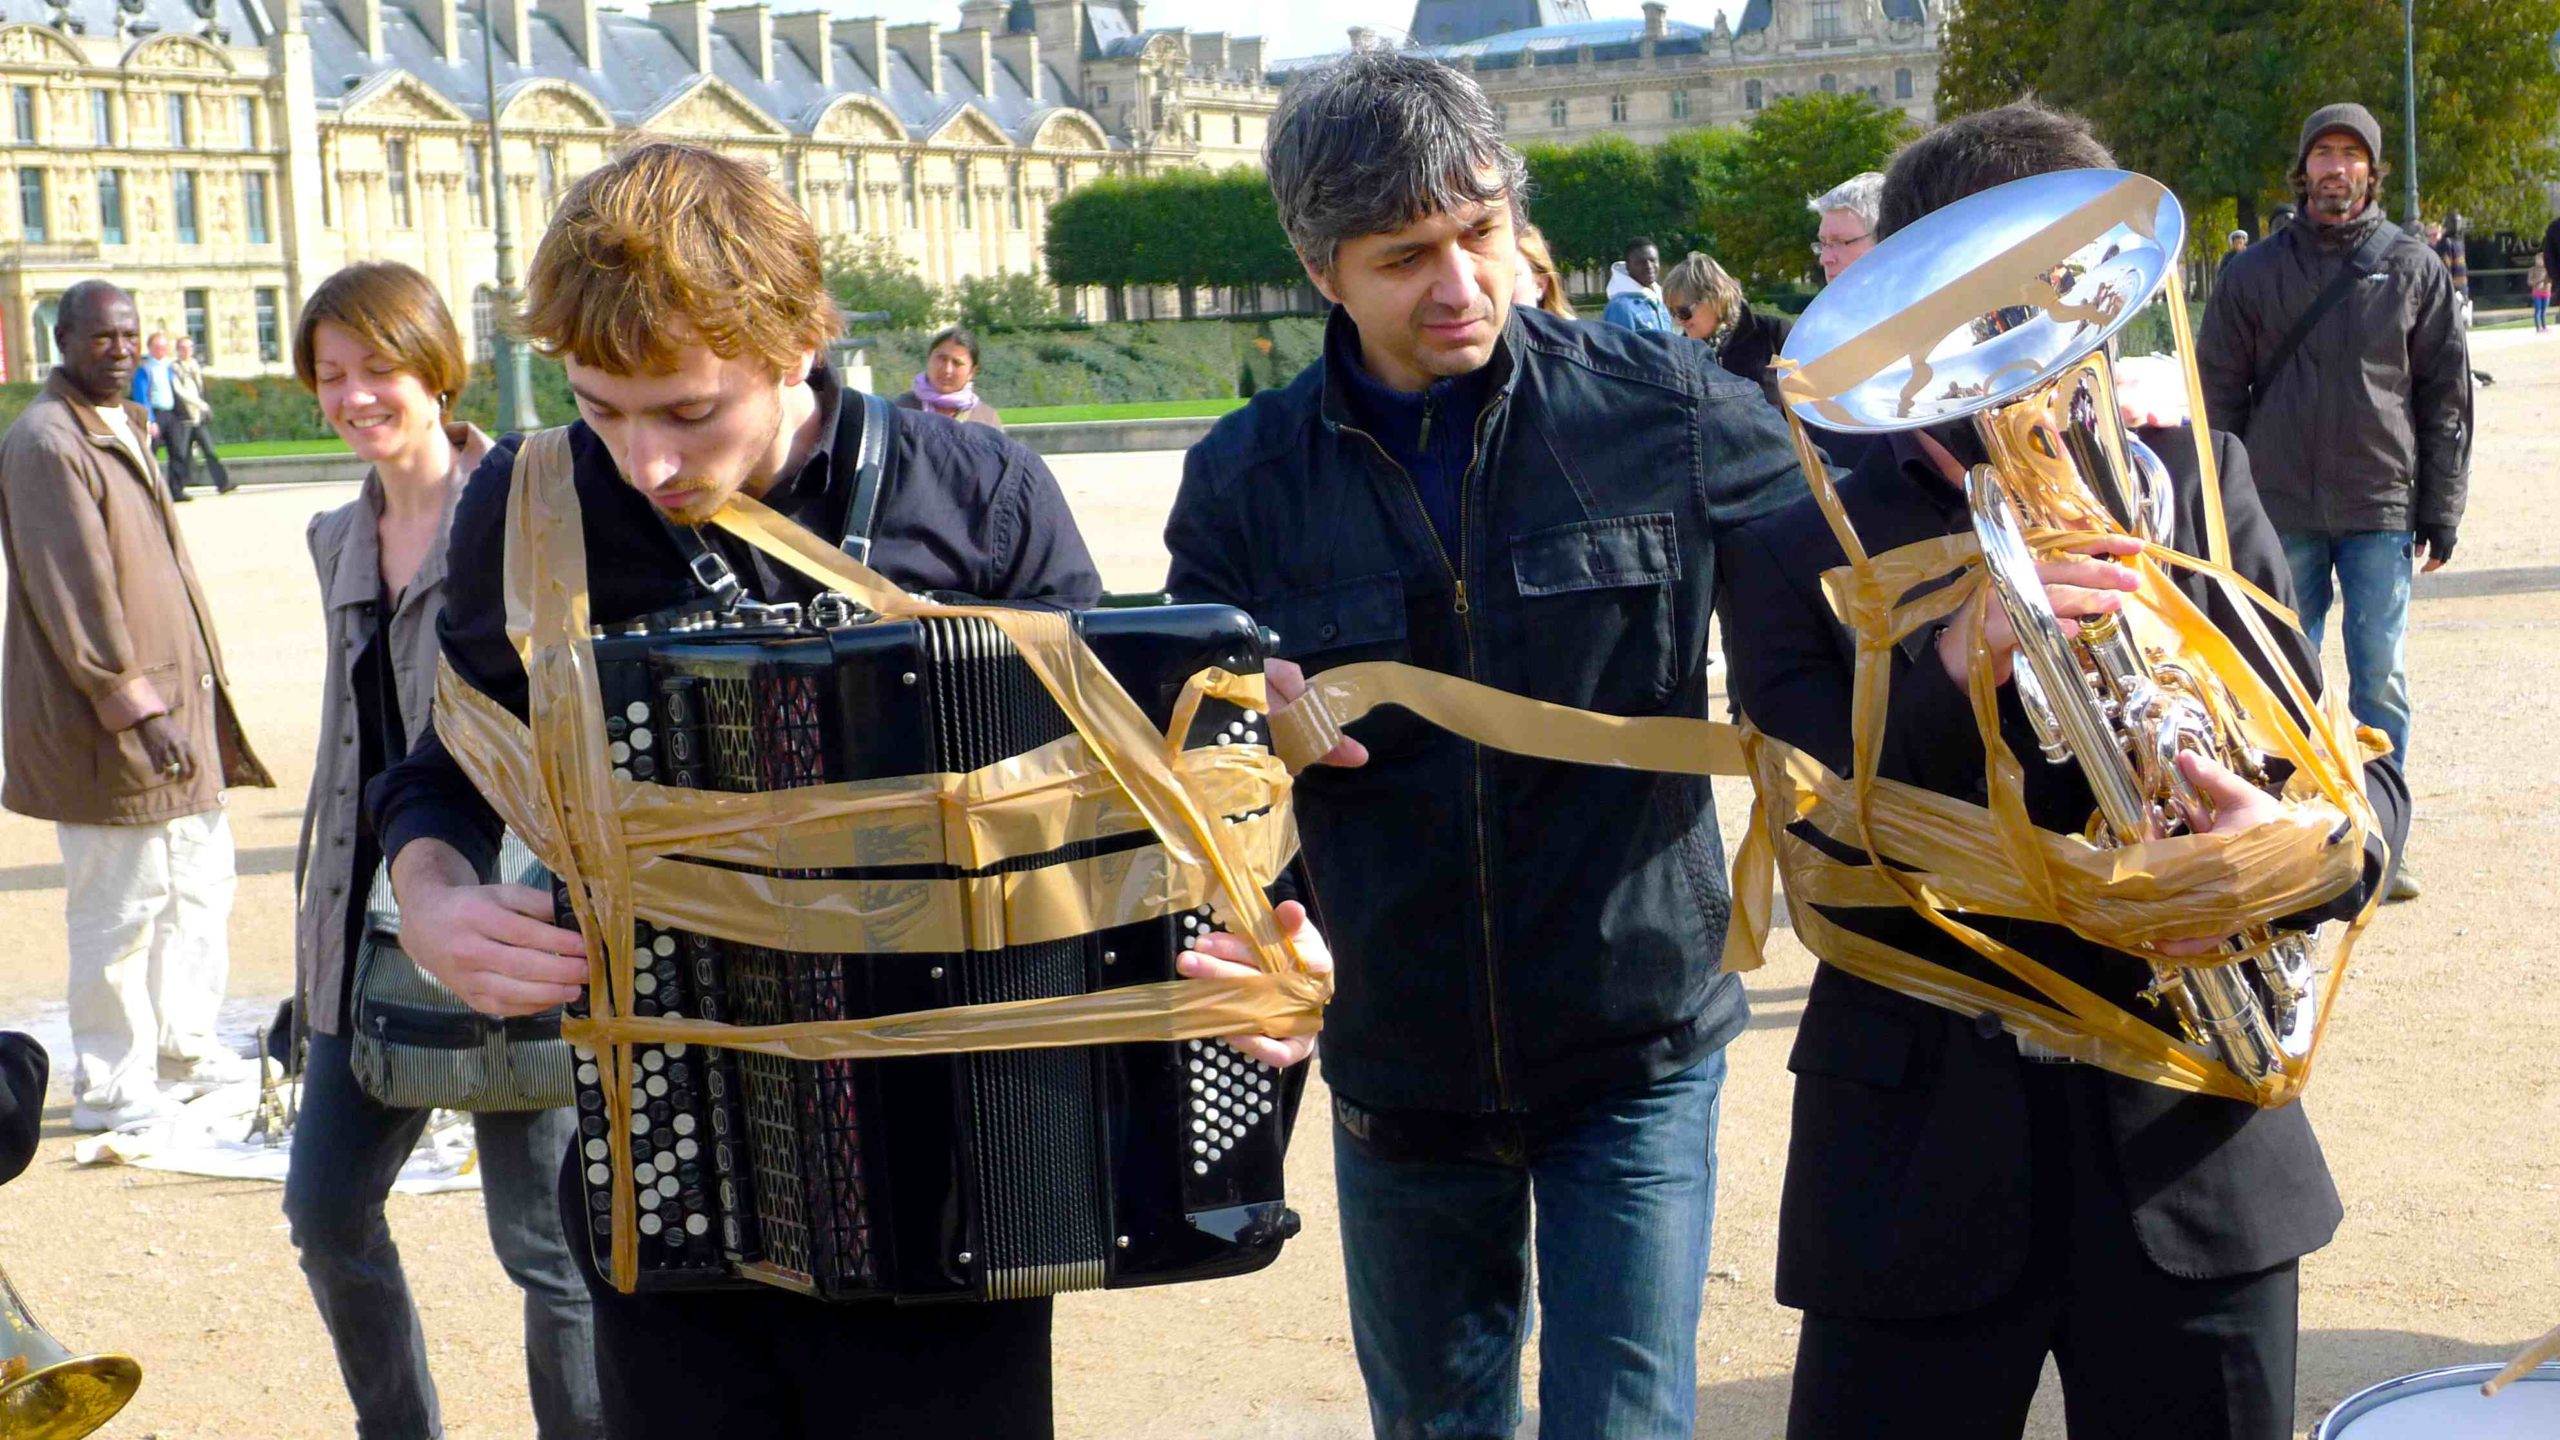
left=687, top=549, right=744, bottom=608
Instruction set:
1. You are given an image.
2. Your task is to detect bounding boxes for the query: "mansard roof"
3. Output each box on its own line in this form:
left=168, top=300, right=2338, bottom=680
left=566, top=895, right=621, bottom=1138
left=1735, top=0, right=1927, bottom=32
left=1420, top=16, right=1706, bottom=62
left=0, top=0, right=272, bottom=50
left=1407, top=0, right=1591, bottom=49
left=297, top=0, right=1097, bottom=145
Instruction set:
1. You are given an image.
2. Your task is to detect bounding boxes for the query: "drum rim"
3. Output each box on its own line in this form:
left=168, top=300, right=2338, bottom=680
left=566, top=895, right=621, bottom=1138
left=2317, top=1361, right=2560, bottom=1436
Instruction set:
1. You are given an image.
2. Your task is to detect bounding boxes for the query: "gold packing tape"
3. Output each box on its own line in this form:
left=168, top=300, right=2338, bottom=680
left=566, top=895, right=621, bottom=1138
left=1261, top=219, right=2383, bottom=1108
left=434, top=428, right=1323, bottom=1292
left=1756, top=238, right=2382, bottom=1108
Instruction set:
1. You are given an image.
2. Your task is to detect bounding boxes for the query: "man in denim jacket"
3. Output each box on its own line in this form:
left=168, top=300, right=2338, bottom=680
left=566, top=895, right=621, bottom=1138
left=1165, top=51, right=1803, bottom=1440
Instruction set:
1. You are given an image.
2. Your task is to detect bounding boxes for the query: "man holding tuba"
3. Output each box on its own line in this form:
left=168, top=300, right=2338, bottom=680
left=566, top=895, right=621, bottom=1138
left=1718, top=102, right=2408, bottom=1439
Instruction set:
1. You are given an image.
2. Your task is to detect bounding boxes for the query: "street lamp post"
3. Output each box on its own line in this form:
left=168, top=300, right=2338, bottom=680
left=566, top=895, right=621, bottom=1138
left=2403, top=0, right=2421, bottom=225
left=480, top=0, right=539, bottom=432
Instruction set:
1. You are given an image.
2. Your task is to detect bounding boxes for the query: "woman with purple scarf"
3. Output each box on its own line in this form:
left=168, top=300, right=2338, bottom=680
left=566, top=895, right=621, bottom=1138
left=895, top=325, right=1005, bottom=429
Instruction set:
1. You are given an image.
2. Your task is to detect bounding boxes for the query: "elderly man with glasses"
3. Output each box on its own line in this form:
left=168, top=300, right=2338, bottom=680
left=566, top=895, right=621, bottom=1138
left=1807, top=172, right=1883, bottom=284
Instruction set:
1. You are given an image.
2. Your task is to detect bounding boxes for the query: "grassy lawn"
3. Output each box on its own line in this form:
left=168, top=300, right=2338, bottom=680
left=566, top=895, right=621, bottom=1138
left=967, top=398, right=1250, bottom=425
left=214, top=437, right=350, bottom=458
left=210, top=398, right=1247, bottom=456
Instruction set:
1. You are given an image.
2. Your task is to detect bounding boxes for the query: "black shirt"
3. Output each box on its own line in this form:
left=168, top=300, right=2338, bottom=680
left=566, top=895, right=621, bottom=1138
left=366, top=366, right=1104, bottom=876
left=339, top=582, right=408, bottom=1023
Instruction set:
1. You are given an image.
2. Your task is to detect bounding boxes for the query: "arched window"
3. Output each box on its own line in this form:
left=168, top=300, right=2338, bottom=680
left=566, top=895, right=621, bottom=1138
left=1671, top=88, right=1690, bottom=120
left=956, top=159, right=973, bottom=229
left=1745, top=79, right=1762, bottom=110
left=1608, top=93, right=1628, bottom=123
left=1548, top=97, right=1567, bottom=127
left=1895, top=67, right=1914, bottom=99
left=844, top=152, right=865, bottom=232
left=473, top=285, right=497, bottom=366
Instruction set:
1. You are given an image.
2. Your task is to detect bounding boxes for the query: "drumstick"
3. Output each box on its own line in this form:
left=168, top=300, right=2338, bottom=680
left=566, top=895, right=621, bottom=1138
left=2482, top=1320, right=2560, bottom=1396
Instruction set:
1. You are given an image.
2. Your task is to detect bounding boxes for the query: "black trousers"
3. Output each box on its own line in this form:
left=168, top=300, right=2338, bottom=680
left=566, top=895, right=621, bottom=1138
left=1787, top=1067, right=2300, bottom=1440
left=153, top=407, right=194, bottom=495
left=558, top=1156, right=1054, bottom=1439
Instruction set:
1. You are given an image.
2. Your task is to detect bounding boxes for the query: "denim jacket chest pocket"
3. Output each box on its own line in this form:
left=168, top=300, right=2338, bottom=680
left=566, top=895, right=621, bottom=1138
left=1503, top=514, right=1682, bottom=711
left=1262, top=570, right=1436, bottom=764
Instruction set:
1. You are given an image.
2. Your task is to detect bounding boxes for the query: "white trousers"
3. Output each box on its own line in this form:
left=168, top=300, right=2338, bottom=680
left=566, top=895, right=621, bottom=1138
left=57, top=809, right=237, bottom=1107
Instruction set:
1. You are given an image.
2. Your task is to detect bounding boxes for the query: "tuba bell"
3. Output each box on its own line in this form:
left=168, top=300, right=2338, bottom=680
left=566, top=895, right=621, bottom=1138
left=0, top=1264, right=140, bottom=1439
left=1775, top=169, right=2321, bottom=1087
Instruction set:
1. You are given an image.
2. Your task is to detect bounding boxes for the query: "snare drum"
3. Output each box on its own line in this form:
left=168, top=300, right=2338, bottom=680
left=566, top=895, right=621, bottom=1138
left=2317, top=1363, right=2560, bottom=1437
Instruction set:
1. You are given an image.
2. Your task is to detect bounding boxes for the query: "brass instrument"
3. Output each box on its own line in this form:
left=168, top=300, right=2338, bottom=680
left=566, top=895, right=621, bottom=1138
left=1777, top=169, right=2321, bottom=1085
left=0, top=1265, right=139, bottom=1439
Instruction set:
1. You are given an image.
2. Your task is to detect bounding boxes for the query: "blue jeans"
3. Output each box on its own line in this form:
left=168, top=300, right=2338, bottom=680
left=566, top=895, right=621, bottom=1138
left=284, top=1028, right=602, bottom=1439
left=2278, top=530, right=2414, bottom=768
left=1332, top=1048, right=1726, bottom=1440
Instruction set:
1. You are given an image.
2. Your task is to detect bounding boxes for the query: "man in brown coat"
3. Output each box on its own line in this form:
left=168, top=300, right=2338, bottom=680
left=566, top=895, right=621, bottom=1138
left=0, top=280, right=271, bottom=1131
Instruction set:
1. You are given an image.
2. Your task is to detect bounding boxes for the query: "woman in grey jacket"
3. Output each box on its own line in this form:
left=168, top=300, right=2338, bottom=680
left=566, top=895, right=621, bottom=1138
left=283, top=262, right=601, bottom=1439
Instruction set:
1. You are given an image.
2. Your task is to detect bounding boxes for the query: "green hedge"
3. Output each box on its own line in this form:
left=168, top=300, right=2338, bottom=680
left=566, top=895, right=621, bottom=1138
left=2, top=318, right=1325, bottom=442
left=857, top=316, right=1326, bottom=410
left=0, top=360, right=583, bottom=446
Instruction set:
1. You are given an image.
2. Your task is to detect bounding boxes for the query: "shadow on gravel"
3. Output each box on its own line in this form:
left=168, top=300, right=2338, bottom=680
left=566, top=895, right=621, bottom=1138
left=2299, top=1328, right=2550, bottom=1426
left=2415, top=565, right=2560, bottom=601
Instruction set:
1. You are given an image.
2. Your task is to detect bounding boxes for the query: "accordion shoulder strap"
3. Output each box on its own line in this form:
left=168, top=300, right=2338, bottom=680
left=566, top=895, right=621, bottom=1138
left=634, top=387, right=901, bottom=611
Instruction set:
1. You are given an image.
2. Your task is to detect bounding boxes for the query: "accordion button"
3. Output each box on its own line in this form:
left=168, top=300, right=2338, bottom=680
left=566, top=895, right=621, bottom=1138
left=586, top=1164, right=610, bottom=1186
left=674, top=1113, right=697, bottom=1135
left=666, top=1042, right=688, bottom=1057
left=635, top=1163, right=657, bottom=1185
left=638, top=1190, right=660, bottom=1212
left=626, top=702, right=650, bottom=725
left=631, top=727, right=653, bottom=751
left=638, top=1212, right=662, bottom=1234
left=576, top=1064, right=598, bottom=1085
left=658, top=1176, right=679, bottom=1198
left=573, top=1045, right=595, bottom=1062
left=586, top=1139, right=608, bottom=1160
left=686, top=1214, right=710, bottom=1237
left=646, top=1076, right=669, bottom=1098
left=1193, top=1161, right=1208, bottom=1176
left=610, top=742, right=631, bottom=765
left=631, top=1114, right=650, bottom=1135
left=677, top=1138, right=700, bottom=1161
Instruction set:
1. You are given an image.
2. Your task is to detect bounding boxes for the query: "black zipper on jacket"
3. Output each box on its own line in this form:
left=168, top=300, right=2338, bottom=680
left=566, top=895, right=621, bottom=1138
left=1336, top=392, right=1511, bottom=1107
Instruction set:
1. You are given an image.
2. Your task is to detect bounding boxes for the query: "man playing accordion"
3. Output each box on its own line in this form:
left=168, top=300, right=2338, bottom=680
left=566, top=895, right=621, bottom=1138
left=365, top=140, right=1327, bottom=1437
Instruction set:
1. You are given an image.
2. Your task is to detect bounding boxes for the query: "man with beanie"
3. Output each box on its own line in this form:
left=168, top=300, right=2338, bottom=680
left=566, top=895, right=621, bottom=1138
left=2199, top=101, right=2468, bottom=902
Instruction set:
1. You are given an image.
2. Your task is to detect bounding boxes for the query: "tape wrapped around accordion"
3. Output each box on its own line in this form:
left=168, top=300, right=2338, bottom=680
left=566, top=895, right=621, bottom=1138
left=433, top=427, right=1325, bottom=1291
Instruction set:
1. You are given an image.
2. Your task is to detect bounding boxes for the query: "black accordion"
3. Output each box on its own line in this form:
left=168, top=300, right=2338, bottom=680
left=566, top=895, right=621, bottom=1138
left=561, top=601, right=1304, bottom=1302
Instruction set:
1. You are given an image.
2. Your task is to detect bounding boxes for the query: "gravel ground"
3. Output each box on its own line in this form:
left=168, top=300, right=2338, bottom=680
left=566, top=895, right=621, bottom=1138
left=0, top=324, right=2552, bottom=1437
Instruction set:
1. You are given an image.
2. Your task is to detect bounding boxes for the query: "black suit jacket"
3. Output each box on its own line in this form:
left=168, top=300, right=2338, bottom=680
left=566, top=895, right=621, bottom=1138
left=1718, top=427, right=2408, bottom=1320
left=0, top=1033, right=46, bottom=1185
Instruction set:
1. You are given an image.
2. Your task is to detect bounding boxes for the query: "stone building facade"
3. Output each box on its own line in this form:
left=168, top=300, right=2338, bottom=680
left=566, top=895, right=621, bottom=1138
left=0, top=0, right=1276, bottom=380
left=1375, top=0, right=1941, bottom=148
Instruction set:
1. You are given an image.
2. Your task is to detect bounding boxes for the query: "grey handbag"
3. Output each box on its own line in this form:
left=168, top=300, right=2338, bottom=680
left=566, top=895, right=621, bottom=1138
left=347, top=834, right=573, bottom=1112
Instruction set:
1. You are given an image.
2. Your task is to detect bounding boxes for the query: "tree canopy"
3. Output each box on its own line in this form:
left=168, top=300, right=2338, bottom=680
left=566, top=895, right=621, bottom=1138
left=1698, top=93, right=1917, bottom=284
left=1941, top=0, right=2560, bottom=234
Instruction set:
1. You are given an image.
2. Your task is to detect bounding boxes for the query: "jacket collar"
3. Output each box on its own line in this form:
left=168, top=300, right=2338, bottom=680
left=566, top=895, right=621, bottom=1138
left=1316, top=304, right=1523, bottom=434
left=330, top=422, right=491, bottom=613
left=45, top=370, right=157, bottom=485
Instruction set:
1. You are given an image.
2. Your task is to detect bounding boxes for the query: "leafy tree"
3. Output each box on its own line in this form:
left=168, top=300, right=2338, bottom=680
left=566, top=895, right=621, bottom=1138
left=1521, top=135, right=1672, bottom=270
left=950, top=271, right=1060, bottom=333
left=823, top=237, right=944, bottom=331
left=1699, top=93, right=1916, bottom=286
left=1940, top=0, right=2560, bottom=237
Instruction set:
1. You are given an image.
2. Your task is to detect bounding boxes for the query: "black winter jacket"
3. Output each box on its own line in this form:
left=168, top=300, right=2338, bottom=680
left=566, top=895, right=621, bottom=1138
left=1165, top=305, right=1805, bottom=1115
left=2196, top=209, right=2471, bottom=537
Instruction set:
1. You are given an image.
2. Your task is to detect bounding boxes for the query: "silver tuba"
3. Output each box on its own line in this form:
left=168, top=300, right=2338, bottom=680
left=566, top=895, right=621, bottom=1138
left=1775, top=169, right=2319, bottom=1086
